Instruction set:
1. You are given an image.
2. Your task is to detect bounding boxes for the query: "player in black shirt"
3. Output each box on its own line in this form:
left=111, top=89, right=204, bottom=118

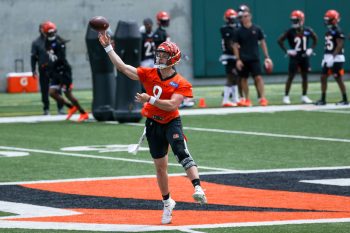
left=278, top=10, right=318, bottom=105
left=233, top=6, right=271, bottom=107
left=153, top=11, right=170, bottom=49
left=31, top=22, right=64, bottom=115
left=315, top=10, right=348, bottom=105
left=220, top=8, right=240, bottom=107
left=43, top=21, right=89, bottom=122
left=140, top=18, right=155, bottom=68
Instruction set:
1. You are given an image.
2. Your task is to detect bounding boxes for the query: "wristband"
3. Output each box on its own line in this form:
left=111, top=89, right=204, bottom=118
left=148, top=96, right=156, bottom=105
left=104, top=44, right=113, bottom=53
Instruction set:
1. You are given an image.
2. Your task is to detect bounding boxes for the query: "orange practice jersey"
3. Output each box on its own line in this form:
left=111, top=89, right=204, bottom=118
left=137, top=67, right=193, bottom=124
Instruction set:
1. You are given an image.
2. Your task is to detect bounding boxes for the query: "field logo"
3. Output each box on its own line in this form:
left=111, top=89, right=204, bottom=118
left=0, top=169, right=350, bottom=232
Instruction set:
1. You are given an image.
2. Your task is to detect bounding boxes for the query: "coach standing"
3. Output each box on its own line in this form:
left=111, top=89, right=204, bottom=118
left=233, top=6, right=271, bottom=107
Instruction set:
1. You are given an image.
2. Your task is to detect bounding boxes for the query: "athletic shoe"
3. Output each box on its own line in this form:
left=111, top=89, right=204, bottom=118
left=66, top=106, right=78, bottom=120
left=192, top=185, right=207, bottom=205
left=161, top=198, right=176, bottom=224
left=43, top=110, right=50, bottom=116
left=237, top=99, right=244, bottom=107
left=283, top=96, right=291, bottom=104
left=301, top=96, right=313, bottom=104
left=222, top=101, right=237, bottom=107
left=78, top=112, right=89, bottom=122
left=314, top=99, right=326, bottom=106
left=57, top=108, right=65, bottom=115
left=242, top=99, right=252, bottom=107
left=336, top=100, right=349, bottom=105
left=259, top=98, right=268, bottom=106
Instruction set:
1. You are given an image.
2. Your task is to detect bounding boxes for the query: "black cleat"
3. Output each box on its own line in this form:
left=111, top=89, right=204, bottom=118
left=314, top=99, right=326, bottom=106
left=336, top=100, right=349, bottom=105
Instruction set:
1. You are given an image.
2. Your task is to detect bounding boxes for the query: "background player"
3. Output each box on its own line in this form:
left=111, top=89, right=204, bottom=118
left=31, top=22, right=64, bottom=115
left=278, top=10, right=318, bottom=104
left=315, top=10, right=348, bottom=105
left=99, top=32, right=207, bottom=224
left=43, top=21, right=89, bottom=122
left=140, top=18, right=155, bottom=68
left=220, top=8, right=240, bottom=107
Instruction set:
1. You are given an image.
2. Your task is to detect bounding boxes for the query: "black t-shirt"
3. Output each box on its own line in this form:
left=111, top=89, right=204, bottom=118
left=283, top=26, right=315, bottom=56
left=153, top=27, right=168, bottom=48
left=141, top=32, right=155, bottom=60
left=220, top=24, right=237, bottom=55
left=234, top=24, right=265, bottom=61
left=324, top=26, right=345, bottom=55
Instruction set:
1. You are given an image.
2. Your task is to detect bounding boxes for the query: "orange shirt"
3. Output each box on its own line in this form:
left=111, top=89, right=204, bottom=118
left=137, top=67, right=193, bottom=124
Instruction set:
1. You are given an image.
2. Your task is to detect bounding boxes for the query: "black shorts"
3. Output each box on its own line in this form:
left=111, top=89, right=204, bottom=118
left=289, top=56, right=310, bottom=74
left=50, top=72, right=73, bottom=91
left=225, top=60, right=238, bottom=76
left=145, top=117, right=186, bottom=159
left=238, top=60, right=262, bottom=78
left=321, top=62, right=345, bottom=77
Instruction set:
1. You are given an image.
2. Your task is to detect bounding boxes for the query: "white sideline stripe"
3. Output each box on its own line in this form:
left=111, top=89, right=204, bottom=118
left=0, top=201, right=79, bottom=219
left=300, top=178, right=350, bottom=186
left=1, top=166, right=349, bottom=186
left=125, top=122, right=350, bottom=144
left=0, top=104, right=349, bottom=124
left=179, top=104, right=350, bottom=116
left=0, top=146, right=233, bottom=172
left=1, top=218, right=350, bottom=232
left=313, top=109, right=350, bottom=114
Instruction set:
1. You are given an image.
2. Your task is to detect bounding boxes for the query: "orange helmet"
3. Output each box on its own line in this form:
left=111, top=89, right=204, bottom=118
left=42, top=21, right=57, bottom=40
left=155, top=41, right=181, bottom=69
left=156, top=11, right=170, bottom=27
left=290, top=10, right=305, bottom=28
left=224, top=9, right=237, bottom=24
left=324, top=10, right=340, bottom=27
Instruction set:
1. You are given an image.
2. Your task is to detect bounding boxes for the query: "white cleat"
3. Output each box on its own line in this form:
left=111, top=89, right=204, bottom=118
left=192, top=185, right=207, bottom=205
left=161, top=198, right=176, bottom=224
left=301, top=95, right=313, bottom=104
left=283, top=96, right=291, bottom=104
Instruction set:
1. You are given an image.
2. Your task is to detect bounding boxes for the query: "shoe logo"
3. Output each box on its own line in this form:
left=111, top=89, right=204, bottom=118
left=0, top=169, right=349, bottom=231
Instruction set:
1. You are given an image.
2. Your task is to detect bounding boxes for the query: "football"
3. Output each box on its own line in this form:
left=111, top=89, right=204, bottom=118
left=89, top=16, right=110, bottom=32
left=264, top=58, right=273, bottom=74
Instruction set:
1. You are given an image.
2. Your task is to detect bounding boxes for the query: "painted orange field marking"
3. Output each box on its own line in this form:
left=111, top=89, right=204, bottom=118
left=9, top=176, right=350, bottom=225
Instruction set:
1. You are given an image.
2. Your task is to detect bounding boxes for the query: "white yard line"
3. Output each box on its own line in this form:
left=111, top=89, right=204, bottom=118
left=0, top=104, right=349, bottom=124
left=0, top=146, right=233, bottom=172
left=124, top=122, right=350, bottom=144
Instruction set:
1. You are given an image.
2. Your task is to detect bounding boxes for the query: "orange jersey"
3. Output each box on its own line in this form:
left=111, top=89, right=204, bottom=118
left=137, top=67, right=193, bottom=124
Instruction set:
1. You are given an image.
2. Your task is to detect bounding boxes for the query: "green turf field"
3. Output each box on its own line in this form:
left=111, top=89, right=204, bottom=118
left=0, top=82, right=349, bottom=232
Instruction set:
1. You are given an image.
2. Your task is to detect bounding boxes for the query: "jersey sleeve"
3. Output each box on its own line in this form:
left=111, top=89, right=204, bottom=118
left=257, top=26, right=265, bottom=41
left=137, top=67, right=152, bottom=83
left=174, top=79, right=193, bottom=98
left=337, top=30, right=345, bottom=39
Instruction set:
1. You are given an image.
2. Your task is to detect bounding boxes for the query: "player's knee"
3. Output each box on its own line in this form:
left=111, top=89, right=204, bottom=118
left=172, top=140, right=197, bottom=170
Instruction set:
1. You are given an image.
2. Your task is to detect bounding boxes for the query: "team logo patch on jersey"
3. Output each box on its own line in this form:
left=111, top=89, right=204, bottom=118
left=173, top=133, right=180, bottom=139
left=169, top=81, right=179, bottom=88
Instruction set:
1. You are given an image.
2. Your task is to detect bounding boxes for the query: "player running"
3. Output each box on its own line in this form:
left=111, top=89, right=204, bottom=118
left=98, top=32, right=207, bottom=224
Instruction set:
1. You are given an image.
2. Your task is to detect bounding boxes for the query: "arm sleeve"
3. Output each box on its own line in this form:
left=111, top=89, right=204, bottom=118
left=30, top=42, right=38, bottom=72
left=175, top=80, right=193, bottom=98
left=136, top=67, right=147, bottom=83
left=257, top=27, right=265, bottom=41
